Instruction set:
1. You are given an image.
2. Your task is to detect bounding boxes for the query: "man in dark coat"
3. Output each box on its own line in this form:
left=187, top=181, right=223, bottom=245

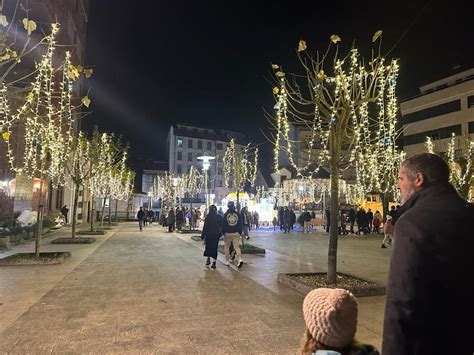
left=289, top=209, right=296, bottom=230
left=175, top=207, right=184, bottom=231
left=167, top=208, right=175, bottom=232
left=355, top=208, right=368, bottom=234
left=283, top=207, right=291, bottom=233
left=137, top=207, right=145, bottom=231
left=278, top=206, right=284, bottom=231
left=382, top=153, right=474, bottom=355
left=366, top=208, right=373, bottom=233
left=60, top=205, right=69, bottom=224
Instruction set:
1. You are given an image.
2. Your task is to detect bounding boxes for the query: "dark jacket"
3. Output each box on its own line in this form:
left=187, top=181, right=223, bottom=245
left=222, top=208, right=242, bottom=234
left=201, top=213, right=222, bottom=237
left=137, top=210, right=145, bottom=220
left=348, top=208, right=356, bottom=222
left=383, top=183, right=474, bottom=355
left=167, top=209, right=175, bottom=224
left=176, top=209, right=184, bottom=223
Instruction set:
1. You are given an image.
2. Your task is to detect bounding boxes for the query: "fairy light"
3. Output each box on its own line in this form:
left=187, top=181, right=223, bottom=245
left=223, top=138, right=259, bottom=193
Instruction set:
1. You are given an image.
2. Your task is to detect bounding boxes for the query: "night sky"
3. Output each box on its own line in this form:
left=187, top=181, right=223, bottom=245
left=83, top=0, right=473, bottom=172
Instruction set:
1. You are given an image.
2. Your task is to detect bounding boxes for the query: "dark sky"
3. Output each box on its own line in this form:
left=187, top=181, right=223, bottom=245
left=83, top=0, right=473, bottom=172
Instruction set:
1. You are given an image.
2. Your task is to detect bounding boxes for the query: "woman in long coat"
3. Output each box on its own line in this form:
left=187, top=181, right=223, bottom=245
left=202, top=205, right=222, bottom=268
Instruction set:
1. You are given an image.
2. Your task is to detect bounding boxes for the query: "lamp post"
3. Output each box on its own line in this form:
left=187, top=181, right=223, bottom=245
left=172, top=177, right=179, bottom=207
left=197, top=153, right=215, bottom=210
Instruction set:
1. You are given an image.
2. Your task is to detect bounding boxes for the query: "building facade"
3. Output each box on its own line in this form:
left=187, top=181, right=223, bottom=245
left=166, top=124, right=246, bottom=204
left=400, top=67, right=474, bottom=157
left=0, top=1, right=89, bottom=221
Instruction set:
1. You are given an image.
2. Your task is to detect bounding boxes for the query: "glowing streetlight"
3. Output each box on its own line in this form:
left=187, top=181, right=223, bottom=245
left=197, top=153, right=215, bottom=210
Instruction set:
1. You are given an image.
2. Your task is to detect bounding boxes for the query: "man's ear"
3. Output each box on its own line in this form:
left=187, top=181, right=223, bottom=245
left=414, top=172, right=424, bottom=188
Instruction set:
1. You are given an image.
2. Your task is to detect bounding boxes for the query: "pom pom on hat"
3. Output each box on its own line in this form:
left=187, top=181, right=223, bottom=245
left=302, top=288, right=358, bottom=348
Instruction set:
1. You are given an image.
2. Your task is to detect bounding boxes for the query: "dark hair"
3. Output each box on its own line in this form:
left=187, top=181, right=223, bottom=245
left=402, top=153, right=449, bottom=185
left=209, top=205, right=217, bottom=214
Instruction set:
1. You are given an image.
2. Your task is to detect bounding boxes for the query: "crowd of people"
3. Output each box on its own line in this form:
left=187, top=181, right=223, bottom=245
left=135, top=153, right=474, bottom=354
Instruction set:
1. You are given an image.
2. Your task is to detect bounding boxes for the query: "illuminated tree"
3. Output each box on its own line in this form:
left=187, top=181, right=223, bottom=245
left=223, top=138, right=258, bottom=210
left=426, top=134, right=474, bottom=200
left=271, top=32, right=399, bottom=284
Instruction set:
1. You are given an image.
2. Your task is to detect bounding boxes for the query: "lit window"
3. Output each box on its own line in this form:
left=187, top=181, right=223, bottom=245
left=177, top=138, right=183, bottom=147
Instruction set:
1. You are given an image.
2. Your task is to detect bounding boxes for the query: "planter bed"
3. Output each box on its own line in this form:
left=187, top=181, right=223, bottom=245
left=278, top=272, right=385, bottom=297
left=51, top=237, right=96, bottom=244
left=76, top=230, right=105, bottom=235
left=179, top=229, right=201, bottom=234
left=0, top=252, right=71, bottom=266
left=218, top=243, right=265, bottom=255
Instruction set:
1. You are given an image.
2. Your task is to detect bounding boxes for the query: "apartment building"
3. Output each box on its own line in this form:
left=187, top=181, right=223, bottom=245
left=400, top=67, right=474, bottom=157
left=166, top=124, right=247, bottom=204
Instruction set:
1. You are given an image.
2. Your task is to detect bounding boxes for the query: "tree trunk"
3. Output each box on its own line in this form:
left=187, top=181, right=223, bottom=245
left=327, top=160, right=339, bottom=284
left=34, top=176, right=45, bottom=258
left=114, top=199, right=118, bottom=221
left=101, top=197, right=106, bottom=227
left=90, top=194, right=95, bottom=232
left=71, top=181, right=80, bottom=239
left=108, top=195, right=112, bottom=225
left=189, top=198, right=193, bottom=231
left=327, top=129, right=340, bottom=285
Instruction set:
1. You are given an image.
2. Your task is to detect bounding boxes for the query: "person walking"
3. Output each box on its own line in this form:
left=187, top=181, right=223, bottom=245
left=60, top=205, right=69, bottom=224
left=325, top=207, right=330, bottom=233
left=175, top=207, right=184, bottom=231
left=356, top=208, right=368, bottom=235
left=283, top=207, right=291, bottom=233
left=137, top=207, right=145, bottom=231
left=300, top=288, right=380, bottom=355
left=289, top=209, right=296, bottom=231
left=302, top=209, right=311, bottom=233
left=348, top=206, right=356, bottom=234
left=372, top=210, right=381, bottom=234
left=278, top=206, right=284, bottom=231
left=382, top=153, right=474, bottom=355
left=202, top=205, right=222, bottom=269
left=222, top=201, right=244, bottom=268
left=241, top=206, right=251, bottom=239
left=366, top=208, right=373, bottom=233
left=217, top=207, right=224, bottom=217
left=167, top=208, right=175, bottom=232
left=253, top=211, right=259, bottom=229
left=147, top=209, right=154, bottom=225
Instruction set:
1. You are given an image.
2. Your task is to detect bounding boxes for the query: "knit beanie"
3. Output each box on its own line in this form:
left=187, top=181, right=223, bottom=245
left=302, top=288, right=358, bottom=348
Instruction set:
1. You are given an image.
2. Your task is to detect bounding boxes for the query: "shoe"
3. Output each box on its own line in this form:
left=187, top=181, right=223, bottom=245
left=237, top=260, right=243, bottom=268
left=223, top=260, right=230, bottom=266
left=245, top=236, right=250, bottom=240
left=381, top=245, right=387, bottom=248
left=211, top=262, right=216, bottom=269
left=205, top=258, right=211, bottom=266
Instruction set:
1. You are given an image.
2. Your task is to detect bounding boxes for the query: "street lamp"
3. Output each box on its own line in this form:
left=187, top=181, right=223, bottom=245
left=172, top=177, right=179, bottom=207
left=197, top=153, right=215, bottom=210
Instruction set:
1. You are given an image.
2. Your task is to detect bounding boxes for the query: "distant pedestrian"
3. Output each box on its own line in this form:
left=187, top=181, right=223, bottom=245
left=222, top=201, right=243, bottom=268
left=283, top=207, right=291, bottom=233
left=272, top=216, right=278, bottom=231
left=60, top=205, right=69, bottom=224
left=356, top=208, right=368, bottom=235
left=217, top=207, right=224, bottom=217
left=278, top=206, right=284, bottom=231
left=147, top=209, right=154, bottom=225
left=300, top=288, right=380, bottom=355
left=241, top=206, right=251, bottom=239
left=366, top=208, right=373, bottom=233
left=325, top=207, right=330, bottom=233
left=175, top=207, right=184, bottom=231
left=137, top=207, right=145, bottom=231
left=167, top=208, right=175, bottom=232
left=290, top=209, right=296, bottom=230
left=348, top=207, right=356, bottom=233
left=202, top=205, right=222, bottom=269
left=253, top=211, right=259, bottom=229
left=372, top=210, right=381, bottom=234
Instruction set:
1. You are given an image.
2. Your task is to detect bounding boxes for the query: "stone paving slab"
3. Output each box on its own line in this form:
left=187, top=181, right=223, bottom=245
left=0, top=223, right=390, bottom=353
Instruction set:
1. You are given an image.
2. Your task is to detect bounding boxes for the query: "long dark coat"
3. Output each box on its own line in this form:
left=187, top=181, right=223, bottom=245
left=202, top=213, right=222, bottom=259
left=382, top=183, right=474, bottom=355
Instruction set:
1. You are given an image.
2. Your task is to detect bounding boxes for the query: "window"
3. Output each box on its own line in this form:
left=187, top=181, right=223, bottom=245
left=403, top=100, right=461, bottom=124
left=187, top=166, right=192, bottom=173
left=207, top=142, right=212, bottom=150
left=197, top=140, right=202, bottom=149
left=217, top=180, right=222, bottom=187
left=177, top=165, right=182, bottom=174
left=218, top=168, right=223, bottom=175
left=188, top=139, right=193, bottom=148
left=469, top=121, right=474, bottom=133
left=177, top=151, right=182, bottom=160
left=188, top=152, right=193, bottom=161
left=177, top=138, right=183, bottom=147
left=216, top=143, right=223, bottom=150
left=403, top=124, right=462, bottom=146
left=468, top=96, right=474, bottom=109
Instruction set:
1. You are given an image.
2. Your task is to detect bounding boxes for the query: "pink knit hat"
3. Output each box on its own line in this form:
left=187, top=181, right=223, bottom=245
left=302, top=288, right=358, bottom=348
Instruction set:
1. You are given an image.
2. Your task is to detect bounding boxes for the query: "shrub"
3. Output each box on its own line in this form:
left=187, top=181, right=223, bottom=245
left=42, top=217, right=55, bottom=228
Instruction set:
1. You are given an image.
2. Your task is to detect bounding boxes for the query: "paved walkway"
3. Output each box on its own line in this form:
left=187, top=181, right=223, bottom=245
left=0, top=223, right=390, bottom=354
